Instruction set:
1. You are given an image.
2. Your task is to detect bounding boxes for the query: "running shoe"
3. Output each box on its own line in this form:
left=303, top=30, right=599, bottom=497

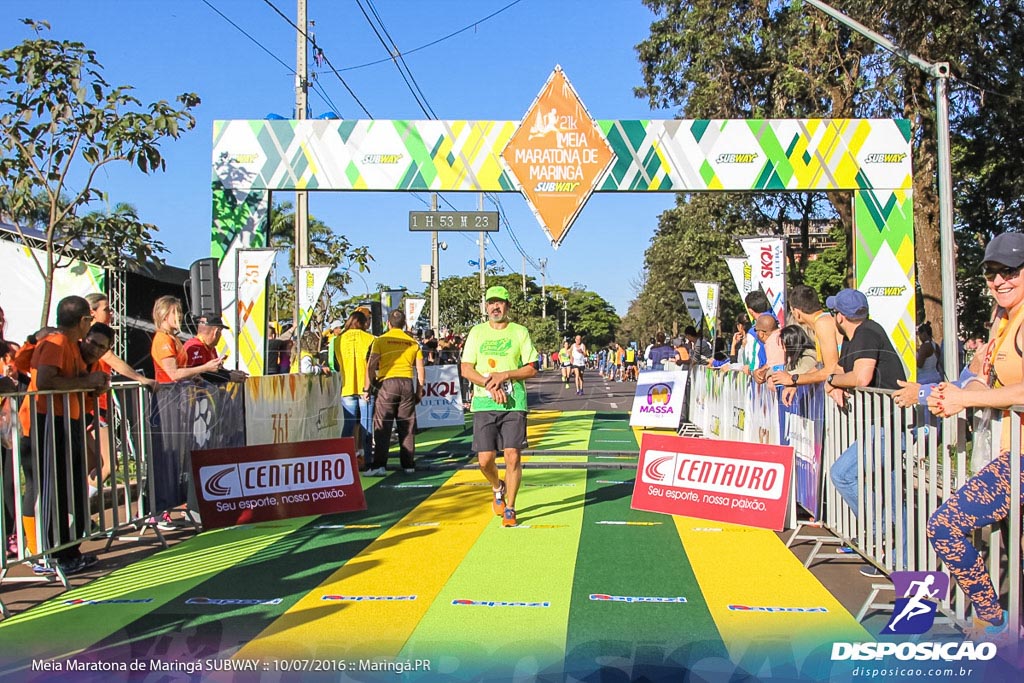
left=859, top=565, right=885, bottom=578
left=364, top=467, right=387, bottom=477
left=32, top=562, right=56, bottom=576
left=491, top=480, right=506, bottom=516
left=156, top=512, right=177, bottom=531
left=502, top=507, right=517, bottom=527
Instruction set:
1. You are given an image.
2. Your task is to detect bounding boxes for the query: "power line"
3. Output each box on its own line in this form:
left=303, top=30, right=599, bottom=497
left=260, top=0, right=374, bottom=117
left=201, top=0, right=345, bottom=117
left=339, top=0, right=526, bottom=72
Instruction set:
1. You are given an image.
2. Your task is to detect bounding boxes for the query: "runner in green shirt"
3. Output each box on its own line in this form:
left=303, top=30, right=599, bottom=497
left=461, top=286, right=538, bottom=527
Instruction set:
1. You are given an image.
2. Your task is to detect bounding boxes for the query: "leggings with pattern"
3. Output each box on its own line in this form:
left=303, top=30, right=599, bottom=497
left=927, top=451, right=1024, bottom=623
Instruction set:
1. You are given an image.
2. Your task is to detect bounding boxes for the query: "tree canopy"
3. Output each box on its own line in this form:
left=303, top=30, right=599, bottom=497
left=0, top=20, right=200, bottom=323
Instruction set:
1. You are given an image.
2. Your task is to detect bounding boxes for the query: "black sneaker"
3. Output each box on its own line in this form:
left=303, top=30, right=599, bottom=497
left=859, top=565, right=885, bottom=578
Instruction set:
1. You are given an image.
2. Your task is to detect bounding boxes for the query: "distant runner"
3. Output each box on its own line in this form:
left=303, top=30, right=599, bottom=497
left=571, top=334, right=587, bottom=396
left=461, top=286, right=538, bottom=528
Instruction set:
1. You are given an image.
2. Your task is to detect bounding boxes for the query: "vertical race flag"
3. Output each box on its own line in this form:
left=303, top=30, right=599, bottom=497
left=694, top=281, right=720, bottom=341
left=230, top=249, right=276, bottom=376
left=681, top=290, right=703, bottom=328
left=724, top=255, right=755, bottom=318
left=297, top=265, right=332, bottom=338
left=740, top=236, right=787, bottom=325
left=405, top=298, right=426, bottom=329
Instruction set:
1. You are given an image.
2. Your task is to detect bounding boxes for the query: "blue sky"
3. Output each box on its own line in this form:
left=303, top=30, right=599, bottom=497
left=1, top=0, right=679, bottom=315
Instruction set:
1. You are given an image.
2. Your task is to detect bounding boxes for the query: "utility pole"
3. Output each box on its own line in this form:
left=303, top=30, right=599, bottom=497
left=539, top=258, right=547, bottom=319
left=293, top=0, right=309, bottom=336
left=478, top=193, right=486, bottom=316
left=430, top=193, right=439, bottom=331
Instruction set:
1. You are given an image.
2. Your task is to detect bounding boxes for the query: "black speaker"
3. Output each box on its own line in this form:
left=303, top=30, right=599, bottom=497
left=359, top=300, right=383, bottom=336
left=188, top=258, right=222, bottom=318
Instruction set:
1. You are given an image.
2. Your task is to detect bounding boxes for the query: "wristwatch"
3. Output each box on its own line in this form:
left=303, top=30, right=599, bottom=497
left=827, top=373, right=836, bottom=386
left=790, top=374, right=799, bottom=386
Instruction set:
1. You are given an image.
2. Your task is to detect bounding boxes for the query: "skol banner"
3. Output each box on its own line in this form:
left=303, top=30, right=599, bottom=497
left=297, top=265, right=332, bottom=337
left=405, top=298, right=426, bottom=329
left=631, top=433, right=794, bottom=531
left=724, top=255, right=755, bottom=312
left=694, top=281, right=720, bottom=340
left=191, top=437, right=366, bottom=530
left=681, top=290, right=703, bottom=326
left=740, top=236, right=786, bottom=324
left=227, top=248, right=276, bottom=375
left=628, top=370, right=688, bottom=430
left=416, top=364, right=466, bottom=428
left=245, top=373, right=343, bottom=446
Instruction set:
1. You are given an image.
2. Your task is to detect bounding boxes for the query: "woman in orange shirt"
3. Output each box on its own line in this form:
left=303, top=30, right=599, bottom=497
left=150, top=296, right=221, bottom=383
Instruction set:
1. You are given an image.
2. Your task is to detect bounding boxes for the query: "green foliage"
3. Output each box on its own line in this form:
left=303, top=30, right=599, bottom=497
left=428, top=273, right=617, bottom=352
left=801, top=225, right=848, bottom=299
left=266, top=200, right=374, bottom=331
left=0, top=19, right=199, bottom=324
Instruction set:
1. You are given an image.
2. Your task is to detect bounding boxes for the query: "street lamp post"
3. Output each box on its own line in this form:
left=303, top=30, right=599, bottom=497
left=803, top=0, right=956, bottom=376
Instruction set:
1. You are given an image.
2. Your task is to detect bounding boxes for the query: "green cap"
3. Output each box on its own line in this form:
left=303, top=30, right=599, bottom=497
left=484, top=285, right=510, bottom=302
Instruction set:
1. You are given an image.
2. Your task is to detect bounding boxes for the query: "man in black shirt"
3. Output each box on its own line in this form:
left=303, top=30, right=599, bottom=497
left=825, top=288, right=907, bottom=575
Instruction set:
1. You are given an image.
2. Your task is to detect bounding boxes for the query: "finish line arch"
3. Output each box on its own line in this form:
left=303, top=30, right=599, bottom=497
left=210, top=112, right=913, bottom=377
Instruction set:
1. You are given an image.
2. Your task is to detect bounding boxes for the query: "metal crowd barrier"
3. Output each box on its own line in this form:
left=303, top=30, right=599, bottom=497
left=689, top=370, right=1022, bottom=636
left=1, top=382, right=156, bottom=617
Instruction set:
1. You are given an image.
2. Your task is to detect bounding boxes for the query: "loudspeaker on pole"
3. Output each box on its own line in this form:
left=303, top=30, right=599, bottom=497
left=188, top=258, right=222, bottom=318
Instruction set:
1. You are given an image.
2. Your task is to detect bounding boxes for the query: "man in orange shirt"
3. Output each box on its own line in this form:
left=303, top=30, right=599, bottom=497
left=19, top=296, right=108, bottom=576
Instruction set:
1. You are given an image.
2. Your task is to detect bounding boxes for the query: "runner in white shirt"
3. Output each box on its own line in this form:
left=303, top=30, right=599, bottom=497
left=571, top=335, right=588, bottom=396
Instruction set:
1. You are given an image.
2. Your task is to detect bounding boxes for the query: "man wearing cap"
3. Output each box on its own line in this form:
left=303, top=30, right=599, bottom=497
left=461, top=285, right=538, bottom=527
left=181, top=316, right=248, bottom=383
left=825, top=287, right=906, bottom=575
left=364, top=309, right=424, bottom=475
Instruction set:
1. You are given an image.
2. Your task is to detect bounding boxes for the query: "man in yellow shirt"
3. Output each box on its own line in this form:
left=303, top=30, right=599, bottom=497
left=364, top=309, right=424, bottom=475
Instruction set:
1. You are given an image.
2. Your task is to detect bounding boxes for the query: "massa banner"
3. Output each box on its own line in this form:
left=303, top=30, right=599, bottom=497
left=628, top=370, right=687, bottom=430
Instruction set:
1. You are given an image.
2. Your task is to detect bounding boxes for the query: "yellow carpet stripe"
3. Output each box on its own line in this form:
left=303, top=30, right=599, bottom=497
left=235, top=470, right=492, bottom=659
left=528, top=410, right=594, bottom=450
left=673, top=516, right=870, bottom=662
left=526, top=409, right=563, bottom=445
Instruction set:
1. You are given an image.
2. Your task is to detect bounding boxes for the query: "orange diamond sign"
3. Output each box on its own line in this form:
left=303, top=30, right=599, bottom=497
left=501, top=66, right=614, bottom=248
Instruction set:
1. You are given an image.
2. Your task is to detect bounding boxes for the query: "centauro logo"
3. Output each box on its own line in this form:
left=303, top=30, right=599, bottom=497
left=199, top=454, right=353, bottom=501
left=534, top=182, right=581, bottom=192
left=362, top=154, right=403, bottom=164
left=716, top=153, right=759, bottom=164
left=640, top=449, right=784, bottom=499
left=864, top=286, right=907, bottom=297
left=863, top=153, right=907, bottom=164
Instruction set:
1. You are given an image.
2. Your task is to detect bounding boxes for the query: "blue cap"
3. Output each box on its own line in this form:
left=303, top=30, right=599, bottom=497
left=983, top=232, right=1024, bottom=268
left=825, top=288, right=869, bottom=319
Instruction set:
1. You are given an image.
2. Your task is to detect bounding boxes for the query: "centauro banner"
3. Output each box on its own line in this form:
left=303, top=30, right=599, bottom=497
left=628, top=370, right=688, bottom=430
left=631, top=433, right=794, bottom=531
left=191, top=437, right=366, bottom=530
left=416, top=364, right=465, bottom=428
left=245, top=373, right=343, bottom=446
